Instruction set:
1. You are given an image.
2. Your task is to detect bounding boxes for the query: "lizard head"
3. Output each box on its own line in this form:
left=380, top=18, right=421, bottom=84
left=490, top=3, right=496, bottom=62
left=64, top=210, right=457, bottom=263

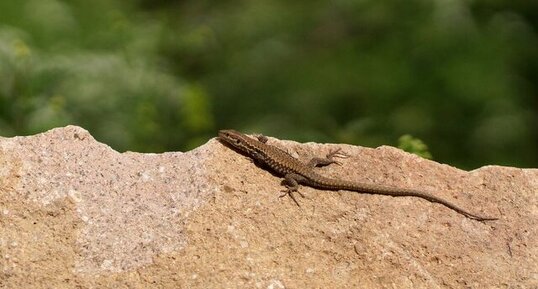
left=218, top=129, right=249, bottom=146
left=218, top=129, right=266, bottom=160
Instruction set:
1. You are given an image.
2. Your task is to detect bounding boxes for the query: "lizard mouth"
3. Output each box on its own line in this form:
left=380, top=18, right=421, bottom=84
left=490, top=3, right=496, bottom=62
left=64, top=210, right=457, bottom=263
left=217, top=129, right=232, bottom=141
left=217, top=129, right=241, bottom=146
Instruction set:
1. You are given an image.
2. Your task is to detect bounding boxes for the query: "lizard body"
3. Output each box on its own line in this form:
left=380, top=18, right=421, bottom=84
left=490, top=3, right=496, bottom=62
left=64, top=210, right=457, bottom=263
left=218, top=129, right=497, bottom=221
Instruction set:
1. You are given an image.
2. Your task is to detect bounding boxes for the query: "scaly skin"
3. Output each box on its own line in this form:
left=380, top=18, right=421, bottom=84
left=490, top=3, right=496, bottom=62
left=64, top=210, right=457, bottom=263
left=218, top=129, right=497, bottom=221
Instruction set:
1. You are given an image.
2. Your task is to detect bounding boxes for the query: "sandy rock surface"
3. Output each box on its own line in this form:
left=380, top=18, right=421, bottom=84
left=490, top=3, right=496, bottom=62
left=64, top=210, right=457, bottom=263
left=0, top=126, right=536, bottom=288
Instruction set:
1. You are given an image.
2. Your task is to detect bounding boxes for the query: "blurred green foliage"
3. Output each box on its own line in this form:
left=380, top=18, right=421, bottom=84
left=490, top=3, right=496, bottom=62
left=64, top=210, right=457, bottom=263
left=398, top=134, right=432, bottom=160
left=0, top=0, right=537, bottom=169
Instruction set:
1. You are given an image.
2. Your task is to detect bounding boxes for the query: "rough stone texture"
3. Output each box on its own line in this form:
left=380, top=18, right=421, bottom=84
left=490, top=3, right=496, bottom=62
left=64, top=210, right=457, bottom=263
left=0, top=126, right=536, bottom=288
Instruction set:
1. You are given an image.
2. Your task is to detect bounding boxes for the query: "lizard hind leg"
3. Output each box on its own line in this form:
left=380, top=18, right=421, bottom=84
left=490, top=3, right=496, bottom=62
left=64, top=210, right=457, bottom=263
left=308, top=147, right=350, bottom=168
left=279, top=174, right=305, bottom=206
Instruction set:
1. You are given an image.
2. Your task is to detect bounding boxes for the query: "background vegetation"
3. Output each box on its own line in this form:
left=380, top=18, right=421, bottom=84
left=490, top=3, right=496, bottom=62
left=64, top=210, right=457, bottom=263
left=0, top=0, right=537, bottom=169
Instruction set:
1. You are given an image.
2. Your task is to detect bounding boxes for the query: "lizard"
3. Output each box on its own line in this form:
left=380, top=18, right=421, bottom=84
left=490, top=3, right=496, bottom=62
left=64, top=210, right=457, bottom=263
left=217, top=129, right=498, bottom=221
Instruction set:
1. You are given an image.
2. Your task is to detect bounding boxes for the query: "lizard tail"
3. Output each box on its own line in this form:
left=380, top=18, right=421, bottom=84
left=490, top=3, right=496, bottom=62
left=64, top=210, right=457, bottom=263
left=312, top=177, right=498, bottom=221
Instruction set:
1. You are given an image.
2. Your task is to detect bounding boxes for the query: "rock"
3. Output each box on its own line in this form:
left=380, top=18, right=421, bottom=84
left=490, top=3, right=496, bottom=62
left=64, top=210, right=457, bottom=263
left=0, top=126, right=536, bottom=288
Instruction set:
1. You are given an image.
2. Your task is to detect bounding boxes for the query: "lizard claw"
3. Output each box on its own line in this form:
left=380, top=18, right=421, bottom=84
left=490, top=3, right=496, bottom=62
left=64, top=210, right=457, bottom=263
left=327, top=148, right=350, bottom=160
left=323, top=148, right=350, bottom=166
left=278, top=189, right=289, bottom=198
left=279, top=187, right=304, bottom=207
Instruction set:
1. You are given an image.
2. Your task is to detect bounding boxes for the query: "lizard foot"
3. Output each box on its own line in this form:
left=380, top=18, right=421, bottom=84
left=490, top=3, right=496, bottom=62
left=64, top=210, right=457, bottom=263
left=308, top=147, right=350, bottom=167
left=279, top=187, right=305, bottom=207
left=326, top=148, right=350, bottom=165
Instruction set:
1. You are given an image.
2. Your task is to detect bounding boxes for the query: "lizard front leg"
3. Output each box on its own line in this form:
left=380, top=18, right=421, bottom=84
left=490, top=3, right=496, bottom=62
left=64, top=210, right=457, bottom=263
left=255, top=134, right=269, bottom=143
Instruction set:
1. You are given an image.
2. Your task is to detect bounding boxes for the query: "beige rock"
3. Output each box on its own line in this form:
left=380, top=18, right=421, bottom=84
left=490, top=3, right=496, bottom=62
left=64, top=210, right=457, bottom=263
left=0, top=126, right=536, bottom=288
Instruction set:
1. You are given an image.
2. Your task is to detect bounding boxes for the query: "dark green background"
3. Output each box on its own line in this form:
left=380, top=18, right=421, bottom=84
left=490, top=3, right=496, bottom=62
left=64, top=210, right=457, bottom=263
left=0, top=0, right=537, bottom=169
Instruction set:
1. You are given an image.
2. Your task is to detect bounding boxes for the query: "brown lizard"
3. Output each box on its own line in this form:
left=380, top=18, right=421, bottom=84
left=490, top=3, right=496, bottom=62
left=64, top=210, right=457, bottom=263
left=218, top=129, right=497, bottom=221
